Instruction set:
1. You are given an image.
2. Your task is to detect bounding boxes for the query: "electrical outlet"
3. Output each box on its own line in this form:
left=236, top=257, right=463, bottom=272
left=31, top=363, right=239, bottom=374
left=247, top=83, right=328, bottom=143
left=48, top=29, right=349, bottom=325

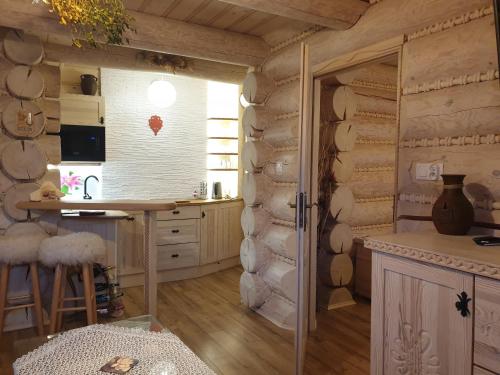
left=415, top=162, right=443, bottom=181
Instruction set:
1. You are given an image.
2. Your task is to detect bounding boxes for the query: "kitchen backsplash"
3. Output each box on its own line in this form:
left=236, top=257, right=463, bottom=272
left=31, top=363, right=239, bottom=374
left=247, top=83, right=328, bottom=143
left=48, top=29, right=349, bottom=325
left=101, top=69, right=207, bottom=200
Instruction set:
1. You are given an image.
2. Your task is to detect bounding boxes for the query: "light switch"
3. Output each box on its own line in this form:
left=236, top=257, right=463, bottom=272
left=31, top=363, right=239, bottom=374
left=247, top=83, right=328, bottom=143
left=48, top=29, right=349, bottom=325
left=415, top=162, right=443, bottom=181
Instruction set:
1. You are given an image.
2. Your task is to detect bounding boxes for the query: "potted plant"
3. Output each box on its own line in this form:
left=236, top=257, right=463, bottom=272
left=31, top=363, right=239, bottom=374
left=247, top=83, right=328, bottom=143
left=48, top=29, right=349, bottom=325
left=34, top=0, right=135, bottom=47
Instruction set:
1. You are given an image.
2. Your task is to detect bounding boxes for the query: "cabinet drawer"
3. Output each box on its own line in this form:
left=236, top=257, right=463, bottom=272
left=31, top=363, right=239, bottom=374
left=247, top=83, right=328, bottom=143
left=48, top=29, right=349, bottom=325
left=157, top=243, right=199, bottom=270
left=473, top=366, right=496, bottom=375
left=475, top=277, right=500, bottom=374
left=157, top=219, right=199, bottom=245
left=157, top=206, right=200, bottom=220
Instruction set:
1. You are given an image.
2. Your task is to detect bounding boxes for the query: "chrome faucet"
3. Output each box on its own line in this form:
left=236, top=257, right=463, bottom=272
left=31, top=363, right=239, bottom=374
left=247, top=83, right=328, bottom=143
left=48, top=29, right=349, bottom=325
left=83, top=175, right=99, bottom=200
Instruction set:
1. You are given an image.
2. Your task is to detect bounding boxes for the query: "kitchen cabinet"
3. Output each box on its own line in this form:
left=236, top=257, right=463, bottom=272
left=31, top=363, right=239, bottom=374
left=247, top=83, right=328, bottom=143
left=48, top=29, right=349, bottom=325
left=117, top=200, right=243, bottom=286
left=474, top=366, right=497, bottom=375
left=367, top=232, right=500, bottom=375
left=60, top=94, right=105, bottom=126
left=116, top=213, right=144, bottom=276
left=474, top=277, right=500, bottom=374
left=200, top=201, right=243, bottom=265
left=200, top=204, right=219, bottom=265
left=371, top=252, right=473, bottom=375
left=218, top=202, right=244, bottom=260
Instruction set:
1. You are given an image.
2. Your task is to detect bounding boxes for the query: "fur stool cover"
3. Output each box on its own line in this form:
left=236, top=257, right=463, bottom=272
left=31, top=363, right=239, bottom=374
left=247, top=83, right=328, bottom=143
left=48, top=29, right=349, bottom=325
left=0, top=233, right=49, bottom=265
left=39, top=232, right=106, bottom=266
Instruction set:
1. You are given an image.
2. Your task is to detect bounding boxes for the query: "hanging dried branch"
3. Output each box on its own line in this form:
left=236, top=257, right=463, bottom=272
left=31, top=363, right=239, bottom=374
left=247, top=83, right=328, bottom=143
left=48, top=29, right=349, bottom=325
left=34, top=0, right=135, bottom=47
left=136, top=51, right=189, bottom=73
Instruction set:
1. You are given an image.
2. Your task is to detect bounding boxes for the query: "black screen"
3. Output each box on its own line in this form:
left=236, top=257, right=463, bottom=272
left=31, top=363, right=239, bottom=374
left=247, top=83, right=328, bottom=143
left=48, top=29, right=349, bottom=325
left=61, top=125, right=106, bottom=162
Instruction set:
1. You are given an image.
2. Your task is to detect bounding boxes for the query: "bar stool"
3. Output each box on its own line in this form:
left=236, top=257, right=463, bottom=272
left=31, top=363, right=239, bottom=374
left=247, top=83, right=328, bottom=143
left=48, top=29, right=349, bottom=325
left=39, top=232, right=105, bottom=334
left=0, top=233, right=48, bottom=337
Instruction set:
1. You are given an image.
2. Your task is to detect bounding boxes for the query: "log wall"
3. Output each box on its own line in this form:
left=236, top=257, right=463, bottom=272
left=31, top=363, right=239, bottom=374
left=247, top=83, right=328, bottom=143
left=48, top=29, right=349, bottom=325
left=0, top=30, right=61, bottom=235
left=240, top=0, right=500, bottom=325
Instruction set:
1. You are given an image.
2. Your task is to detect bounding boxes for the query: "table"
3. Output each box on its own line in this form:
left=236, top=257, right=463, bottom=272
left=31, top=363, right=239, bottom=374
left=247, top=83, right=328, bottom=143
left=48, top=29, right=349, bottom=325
left=13, top=316, right=215, bottom=375
left=17, top=200, right=177, bottom=315
left=13, top=315, right=165, bottom=359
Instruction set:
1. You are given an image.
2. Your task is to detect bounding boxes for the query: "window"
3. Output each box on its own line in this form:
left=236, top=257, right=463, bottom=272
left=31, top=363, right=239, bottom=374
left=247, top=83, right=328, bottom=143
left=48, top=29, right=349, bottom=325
left=206, top=82, right=240, bottom=198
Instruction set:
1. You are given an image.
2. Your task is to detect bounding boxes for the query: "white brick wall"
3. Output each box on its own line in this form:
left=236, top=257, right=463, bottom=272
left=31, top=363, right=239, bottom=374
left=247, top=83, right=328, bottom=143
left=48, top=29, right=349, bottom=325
left=101, top=69, right=207, bottom=199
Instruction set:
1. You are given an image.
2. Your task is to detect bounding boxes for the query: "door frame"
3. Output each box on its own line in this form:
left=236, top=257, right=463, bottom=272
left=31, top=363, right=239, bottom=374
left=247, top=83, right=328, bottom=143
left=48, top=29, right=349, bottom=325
left=295, top=35, right=405, bottom=374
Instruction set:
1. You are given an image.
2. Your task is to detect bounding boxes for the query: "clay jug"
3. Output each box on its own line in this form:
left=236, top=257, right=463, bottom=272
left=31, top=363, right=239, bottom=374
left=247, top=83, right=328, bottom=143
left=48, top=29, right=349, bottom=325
left=432, top=174, right=474, bottom=235
left=80, top=74, right=98, bottom=95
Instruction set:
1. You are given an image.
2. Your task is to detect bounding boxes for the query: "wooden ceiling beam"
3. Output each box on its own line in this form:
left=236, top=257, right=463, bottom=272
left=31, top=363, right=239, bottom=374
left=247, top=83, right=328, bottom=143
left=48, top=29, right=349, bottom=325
left=0, top=0, right=269, bottom=66
left=43, top=42, right=247, bottom=84
left=216, top=0, right=369, bottom=29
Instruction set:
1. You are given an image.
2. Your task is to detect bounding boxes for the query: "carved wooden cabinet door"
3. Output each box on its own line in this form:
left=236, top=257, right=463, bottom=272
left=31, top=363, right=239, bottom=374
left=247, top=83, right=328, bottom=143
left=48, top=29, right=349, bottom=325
left=474, top=277, right=500, bottom=374
left=371, top=252, right=473, bottom=375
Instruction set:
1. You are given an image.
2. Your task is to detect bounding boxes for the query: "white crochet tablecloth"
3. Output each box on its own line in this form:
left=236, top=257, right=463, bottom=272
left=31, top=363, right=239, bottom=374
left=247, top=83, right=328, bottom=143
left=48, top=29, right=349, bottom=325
left=13, top=325, right=216, bottom=375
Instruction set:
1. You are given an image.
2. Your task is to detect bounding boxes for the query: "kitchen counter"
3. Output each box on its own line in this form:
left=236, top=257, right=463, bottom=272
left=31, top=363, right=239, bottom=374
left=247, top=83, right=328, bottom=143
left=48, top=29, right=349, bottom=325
left=174, top=198, right=242, bottom=206
left=61, top=210, right=129, bottom=220
left=365, top=231, right=500, bottom=280
left=17, top=199, right=176, bottom=211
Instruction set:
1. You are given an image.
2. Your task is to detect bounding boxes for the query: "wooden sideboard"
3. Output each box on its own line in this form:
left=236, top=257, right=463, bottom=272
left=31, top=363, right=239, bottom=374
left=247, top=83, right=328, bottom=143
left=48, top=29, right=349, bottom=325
left=117, top=199, right=243, bottom=287
left=366, top=232, right=500, bottom=375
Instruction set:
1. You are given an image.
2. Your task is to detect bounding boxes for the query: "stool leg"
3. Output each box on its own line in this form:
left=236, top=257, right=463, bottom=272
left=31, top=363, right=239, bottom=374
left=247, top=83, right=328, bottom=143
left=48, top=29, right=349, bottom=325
left=56, top=266, right=67, bottom=332
left=89, top=264, right=97, bottom=323
left=82, top=264, right=95, bottom=325
left=30, top=263, right=44, bottom=336
left=0, top=264, right=10, bottom=336
left=49, top=264, right=63, bottom=334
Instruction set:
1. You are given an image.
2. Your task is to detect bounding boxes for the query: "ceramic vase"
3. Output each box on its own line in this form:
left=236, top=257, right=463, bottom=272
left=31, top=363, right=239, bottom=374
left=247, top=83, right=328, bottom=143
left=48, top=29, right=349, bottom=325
left=431, top=174, right=474, bottom=235
left=80, top=74, right=98, bottom=96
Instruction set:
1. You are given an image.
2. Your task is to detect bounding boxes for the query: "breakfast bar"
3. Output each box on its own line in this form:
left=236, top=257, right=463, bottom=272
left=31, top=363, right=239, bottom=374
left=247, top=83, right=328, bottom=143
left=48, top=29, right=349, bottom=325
left=16, top=199, right=177, bottom=315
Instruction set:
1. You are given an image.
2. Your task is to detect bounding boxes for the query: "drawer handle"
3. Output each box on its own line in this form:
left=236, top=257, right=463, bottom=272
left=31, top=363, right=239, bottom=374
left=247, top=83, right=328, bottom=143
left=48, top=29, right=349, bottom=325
left=172, top=210, right=180, bottom=215
left=171, top=229, right=180, bottom=233
left=455, top=291, right=471, bottom=317
left=126, top=216, right=135, bottom=221
left=171, top=254, right=179, bottom=258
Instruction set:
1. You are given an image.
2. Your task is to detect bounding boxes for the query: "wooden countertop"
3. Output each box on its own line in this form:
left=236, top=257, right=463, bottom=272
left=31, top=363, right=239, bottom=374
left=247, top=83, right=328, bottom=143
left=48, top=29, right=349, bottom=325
left=174, top=198, right=242, bottom=206
left=17, top=199, right=177, bottom=211
left=365, top=231, right=500, bottom=280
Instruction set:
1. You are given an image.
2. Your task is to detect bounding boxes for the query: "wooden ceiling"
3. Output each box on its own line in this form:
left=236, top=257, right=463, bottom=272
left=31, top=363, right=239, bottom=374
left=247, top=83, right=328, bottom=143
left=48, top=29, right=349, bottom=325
left=124, top=0, right=323, bottom=46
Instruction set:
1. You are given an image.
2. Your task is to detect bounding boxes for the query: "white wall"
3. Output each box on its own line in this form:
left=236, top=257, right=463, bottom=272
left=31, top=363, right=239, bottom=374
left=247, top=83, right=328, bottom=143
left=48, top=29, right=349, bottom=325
left=101, top=69, right=207, bottom=200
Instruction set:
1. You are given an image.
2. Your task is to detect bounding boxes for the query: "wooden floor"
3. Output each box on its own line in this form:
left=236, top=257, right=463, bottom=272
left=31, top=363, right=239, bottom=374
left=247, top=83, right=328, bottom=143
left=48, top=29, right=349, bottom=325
left=0, top=266, right=370, bottom=375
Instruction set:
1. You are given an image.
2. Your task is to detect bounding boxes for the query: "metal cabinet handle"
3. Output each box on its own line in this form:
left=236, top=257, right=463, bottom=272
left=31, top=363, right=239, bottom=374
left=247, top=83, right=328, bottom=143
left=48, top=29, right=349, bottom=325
left=172, top=210, right=180, bottom=215
left=126, top=216, right=135, bottom=221
left=202, top=211, right=206, bottom=218
left=171, top=229, right=180, bottom=233
left=455, top=291, right=471, bottom=317
left=171, top=254, right=179, bottom=258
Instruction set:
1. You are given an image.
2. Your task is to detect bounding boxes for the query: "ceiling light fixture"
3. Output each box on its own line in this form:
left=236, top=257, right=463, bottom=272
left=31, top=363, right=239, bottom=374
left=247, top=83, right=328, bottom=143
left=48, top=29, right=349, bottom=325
left=148, top=80, right=177, bottom=108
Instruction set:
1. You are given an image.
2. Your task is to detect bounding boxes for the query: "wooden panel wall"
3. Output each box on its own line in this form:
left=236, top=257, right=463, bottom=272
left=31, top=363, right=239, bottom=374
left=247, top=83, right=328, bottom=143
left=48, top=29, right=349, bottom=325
left=398, top=10, right=500, bottom=233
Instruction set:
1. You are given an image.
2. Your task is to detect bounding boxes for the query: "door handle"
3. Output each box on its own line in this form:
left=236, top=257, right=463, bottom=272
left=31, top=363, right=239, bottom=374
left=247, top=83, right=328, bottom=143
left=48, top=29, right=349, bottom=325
left=171, top=229, right=180, bottom=233
left=202, top=211, right=206, bottom=218
left=455, top=291, right=471, bottom=317
left=171, top=254, right=179, bottom=258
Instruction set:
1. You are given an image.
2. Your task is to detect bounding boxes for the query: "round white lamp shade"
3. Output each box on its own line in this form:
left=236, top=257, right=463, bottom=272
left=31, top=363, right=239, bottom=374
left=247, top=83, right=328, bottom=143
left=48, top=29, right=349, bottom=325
left=148, top=80, right=177, bottom=108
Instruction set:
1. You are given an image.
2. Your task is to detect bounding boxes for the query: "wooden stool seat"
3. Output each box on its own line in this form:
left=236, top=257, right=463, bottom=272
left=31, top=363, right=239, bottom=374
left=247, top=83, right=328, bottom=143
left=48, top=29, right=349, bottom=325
left=0, top=234, right=48, bottom=337
left=39, top=233, right=105, bottom=334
